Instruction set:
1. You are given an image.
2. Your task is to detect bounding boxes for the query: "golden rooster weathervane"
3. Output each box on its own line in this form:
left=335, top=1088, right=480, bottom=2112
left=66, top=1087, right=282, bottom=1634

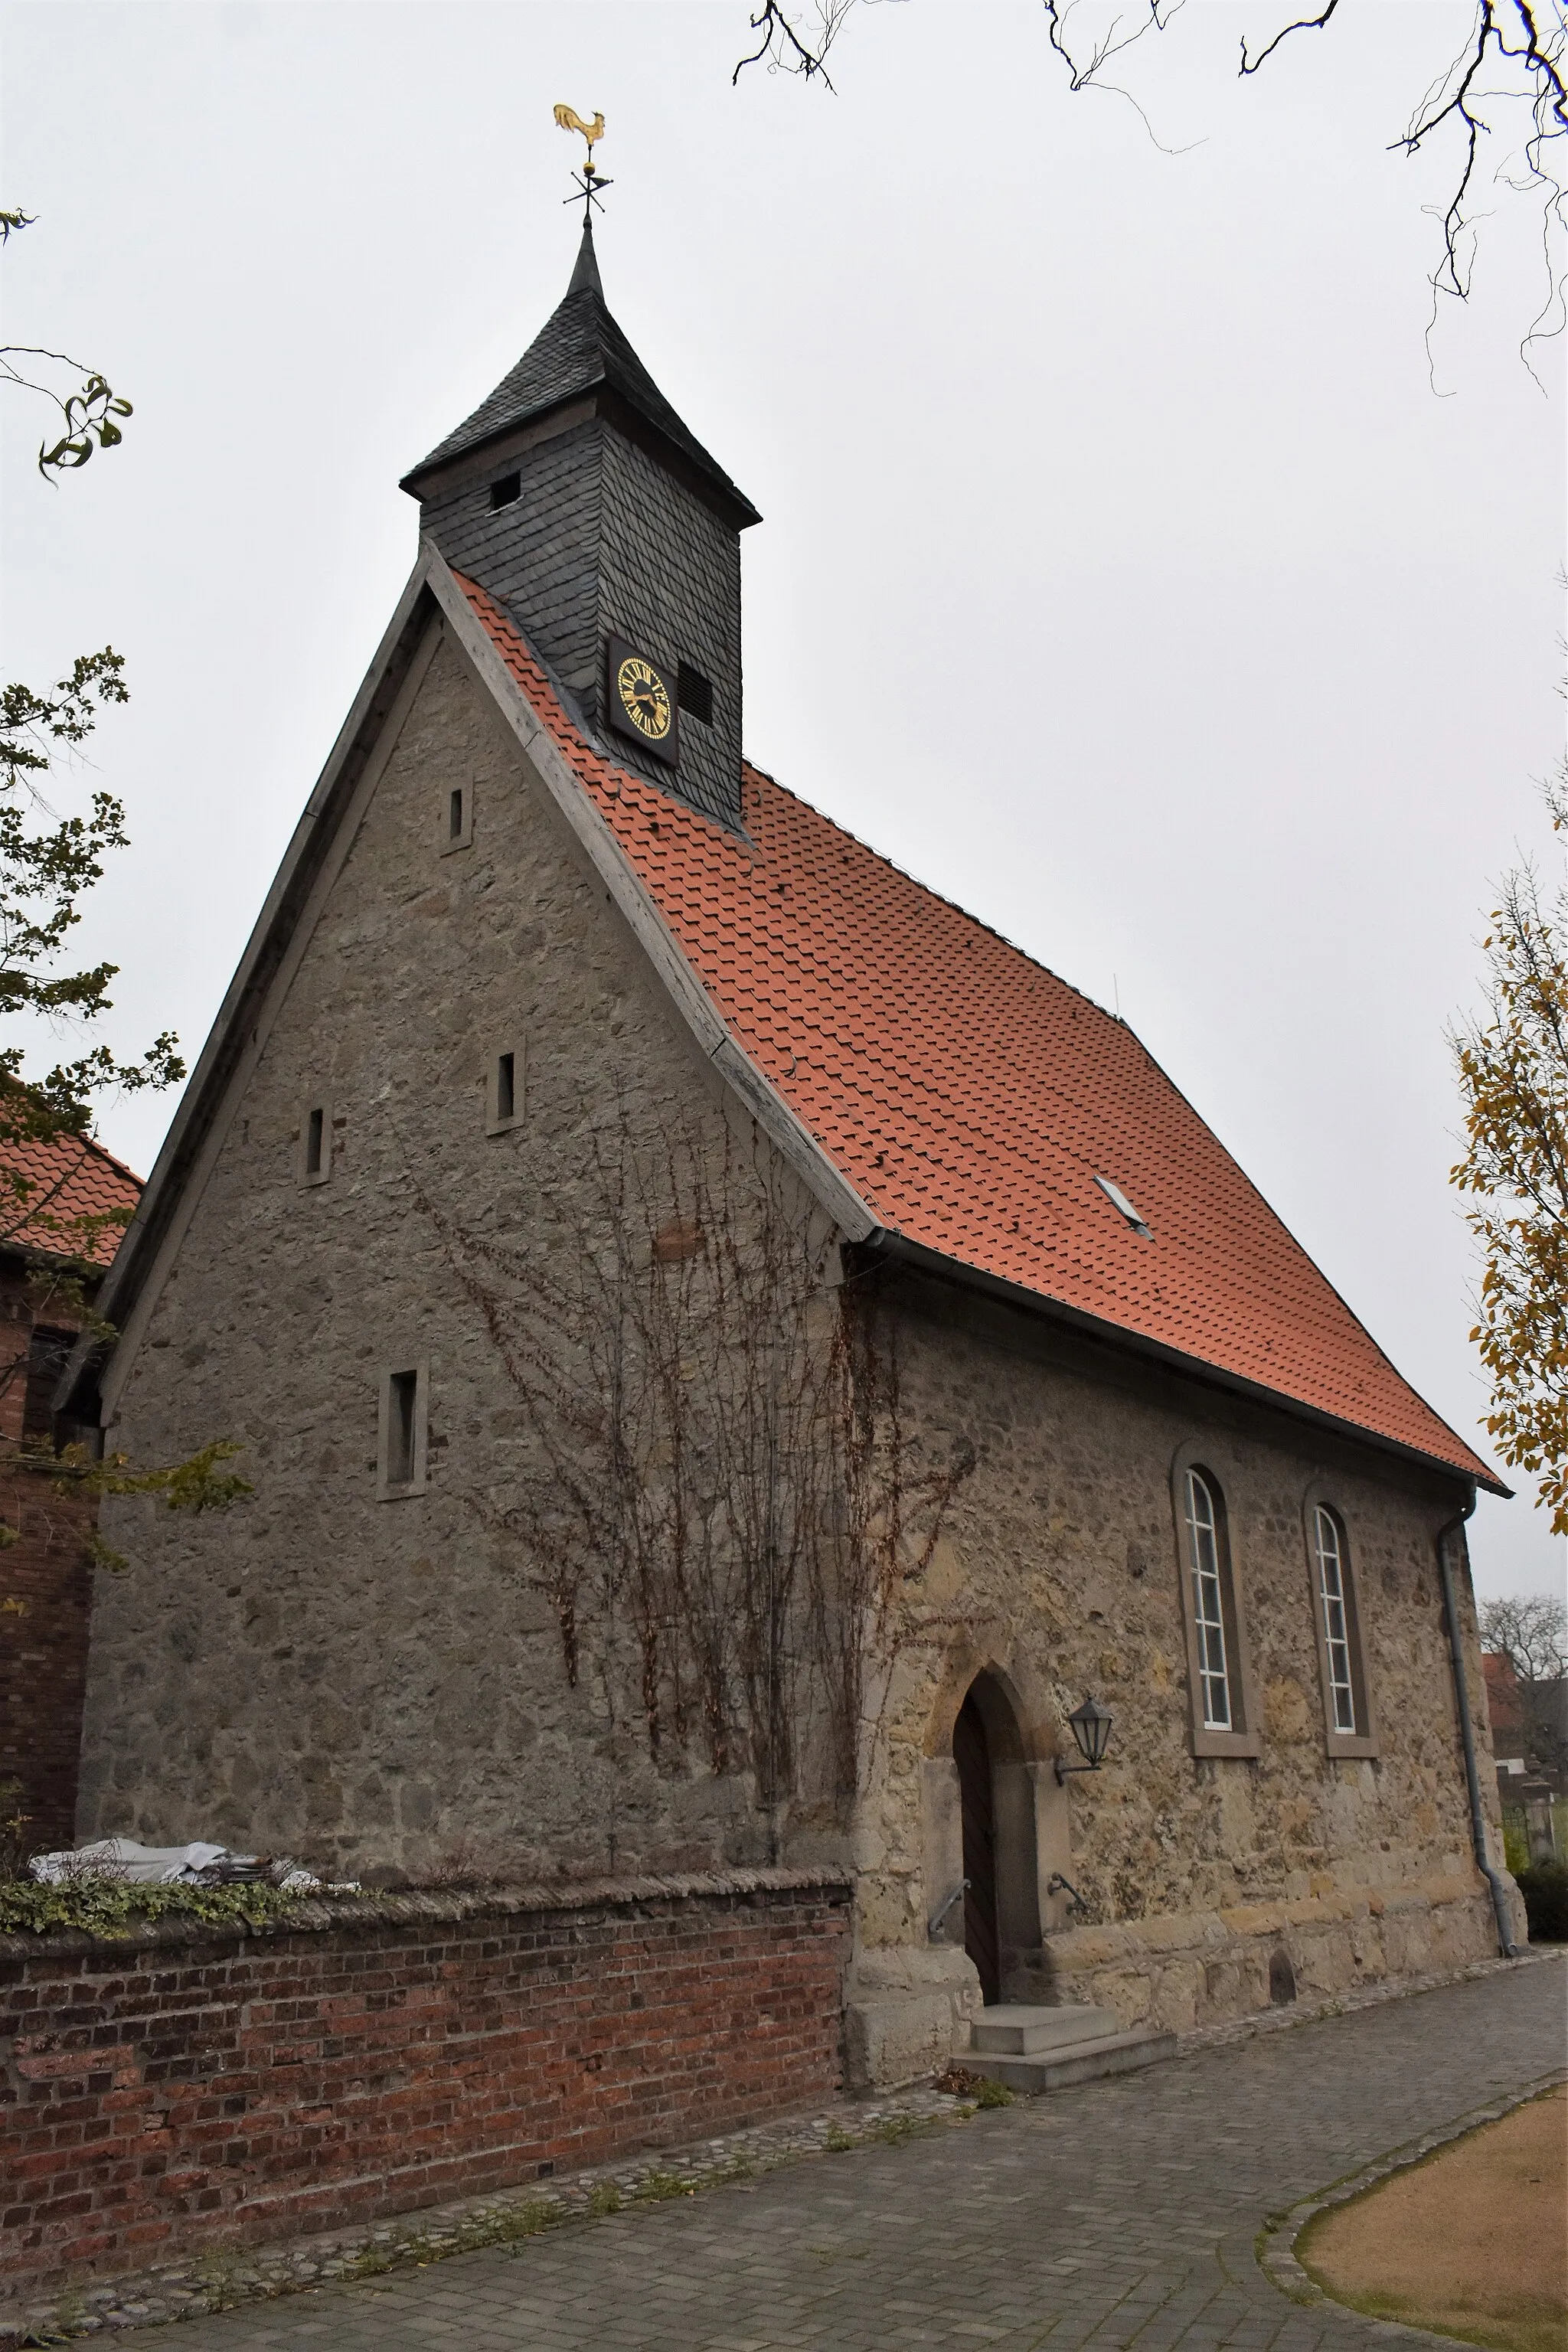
left=554, top=103, right=611, bottom=224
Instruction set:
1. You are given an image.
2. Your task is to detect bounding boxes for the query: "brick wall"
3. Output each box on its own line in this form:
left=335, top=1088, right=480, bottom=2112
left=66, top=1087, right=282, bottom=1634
left=0, top=1869, right=851, bottom=2310
left=0, top=1259, right=94, bottom=1854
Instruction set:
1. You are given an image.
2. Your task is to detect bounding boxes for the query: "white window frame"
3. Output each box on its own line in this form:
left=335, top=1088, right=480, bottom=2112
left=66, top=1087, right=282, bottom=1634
left=1185, top=1470, right=1233, bottom=1730
left=1169, top=1443, right=1260, bottom=1759
left=1314, top=1508, right=1356, bottom=1733
left=1303, top=1489, right=1378, bottom=1758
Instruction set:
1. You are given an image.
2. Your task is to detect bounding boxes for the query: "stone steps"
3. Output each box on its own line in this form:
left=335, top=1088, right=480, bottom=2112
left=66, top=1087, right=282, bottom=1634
left=970, top=2003, right=1125, bottom=2055
left=958, top=2004, right=1177, bottom=2095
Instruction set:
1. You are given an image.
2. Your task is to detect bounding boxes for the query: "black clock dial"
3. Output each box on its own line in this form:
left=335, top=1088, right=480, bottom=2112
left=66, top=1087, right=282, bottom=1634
left=606, top=637, right=679, bottom=764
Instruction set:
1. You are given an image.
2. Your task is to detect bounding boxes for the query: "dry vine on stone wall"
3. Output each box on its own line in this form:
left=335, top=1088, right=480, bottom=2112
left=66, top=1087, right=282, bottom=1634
left=411, top=1107, right=972, bottom=1831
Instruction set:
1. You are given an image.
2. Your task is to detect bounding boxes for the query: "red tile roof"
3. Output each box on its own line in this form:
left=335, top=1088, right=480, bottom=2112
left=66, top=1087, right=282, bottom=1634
left=459, top=573, right=1494, bottom=1487
left=0, top=1129, right=142, bottom=1267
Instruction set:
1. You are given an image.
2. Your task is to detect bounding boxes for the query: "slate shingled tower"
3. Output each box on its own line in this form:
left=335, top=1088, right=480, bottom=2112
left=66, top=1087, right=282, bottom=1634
left=401, top=220, right=760, bottom=831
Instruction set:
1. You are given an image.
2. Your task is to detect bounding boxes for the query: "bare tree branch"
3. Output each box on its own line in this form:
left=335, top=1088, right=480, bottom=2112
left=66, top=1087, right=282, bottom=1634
left=746, top=5, right=1566, bottom=351
left=1239, top=3, right=1339, bottom=81
left=1392, top=0, right=1567, bottom=336
left=733, top=0, right=862, bottom=88
left=397, top=1096, right=971, bottom=1847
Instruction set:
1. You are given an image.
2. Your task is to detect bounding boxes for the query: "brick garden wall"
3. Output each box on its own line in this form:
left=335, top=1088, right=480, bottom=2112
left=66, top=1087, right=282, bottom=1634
left=0, top=1868, right=851, bottom=2312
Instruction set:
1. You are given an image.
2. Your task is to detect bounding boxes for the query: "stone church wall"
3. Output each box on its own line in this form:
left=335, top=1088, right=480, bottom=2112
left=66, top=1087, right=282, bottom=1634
left=851, top=1272, right=1507, bottom=2047
left=70, top=612, right=1508, bottom=2076
left=0, top=1870, right=850, bottom=2319
left=76, top=625, right=829, bottom=1884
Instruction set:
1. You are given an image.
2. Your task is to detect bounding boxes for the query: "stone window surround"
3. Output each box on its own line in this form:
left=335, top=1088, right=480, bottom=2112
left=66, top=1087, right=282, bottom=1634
left=1302, top=1480, right=1380, bottom=1759
left=441, top=778, right=474, bottom=854
left=296, top=1099, right=333, bottom=1188
left=1168, top=1439, right=1262, bottom=1759
left=377, top=1361, right=429, bottom=1501
left=485, top=1040, right=524, bottom=1137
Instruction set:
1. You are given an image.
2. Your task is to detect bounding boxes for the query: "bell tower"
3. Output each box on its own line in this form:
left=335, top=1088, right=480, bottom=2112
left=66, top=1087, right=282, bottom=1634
left=400, top=207, right=760, bottom=833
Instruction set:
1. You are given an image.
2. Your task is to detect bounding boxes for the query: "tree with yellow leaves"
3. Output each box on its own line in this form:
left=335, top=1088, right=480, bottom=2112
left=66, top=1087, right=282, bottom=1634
left=1452, top=772, right=1568, bottom=1534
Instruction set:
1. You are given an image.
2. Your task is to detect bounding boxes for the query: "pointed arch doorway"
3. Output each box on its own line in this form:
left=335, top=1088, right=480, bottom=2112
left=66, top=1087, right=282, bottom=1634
left=949, top=1669, right=1044, bottom=2007
left=953, top=1685, right=1001, bottom=2003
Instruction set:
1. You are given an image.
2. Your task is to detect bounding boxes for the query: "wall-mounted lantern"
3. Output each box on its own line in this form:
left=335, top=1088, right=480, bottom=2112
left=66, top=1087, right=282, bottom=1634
left=1054, top=1693, right=1114, bottom=1783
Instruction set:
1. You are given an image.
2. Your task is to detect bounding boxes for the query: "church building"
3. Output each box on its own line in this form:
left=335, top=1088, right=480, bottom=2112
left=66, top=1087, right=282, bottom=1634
left=68, top=205, right=1521, bottom=2086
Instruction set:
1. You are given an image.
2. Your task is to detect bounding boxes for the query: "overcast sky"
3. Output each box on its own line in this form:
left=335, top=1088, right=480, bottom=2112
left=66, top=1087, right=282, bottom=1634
left=3, top=2, right=1563, bottom=1602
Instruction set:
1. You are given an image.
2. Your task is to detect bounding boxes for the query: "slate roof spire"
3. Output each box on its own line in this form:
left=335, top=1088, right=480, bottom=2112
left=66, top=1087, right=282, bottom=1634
left=566, top=215, right=603, bottom=299
left=401, top=178, right=757, bottom=834
left=400, top=224, right=758, bottom=530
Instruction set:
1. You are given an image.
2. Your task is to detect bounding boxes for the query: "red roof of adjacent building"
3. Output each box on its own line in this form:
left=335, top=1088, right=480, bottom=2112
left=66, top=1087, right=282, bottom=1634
left=0, top=1129, right=142, bottom=1267
left=459, top=573, right=1494, bottom=1488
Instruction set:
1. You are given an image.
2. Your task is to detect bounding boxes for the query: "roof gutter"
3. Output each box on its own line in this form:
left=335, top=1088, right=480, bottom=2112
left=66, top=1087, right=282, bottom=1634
left=1434, top=1494, right=1520, bottom=1957
left=854, top=1228, right=1508, bottom=1499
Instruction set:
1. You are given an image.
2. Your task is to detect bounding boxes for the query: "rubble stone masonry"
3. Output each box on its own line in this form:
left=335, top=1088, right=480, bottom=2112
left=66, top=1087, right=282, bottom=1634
left=850, top=1270, right=1510, bottom=2051
left=77, top=626, right=812, bottom=1884
left=71, top=622, right=1513, bottom=2081
left=0, top=1870, right=851, bottom=2312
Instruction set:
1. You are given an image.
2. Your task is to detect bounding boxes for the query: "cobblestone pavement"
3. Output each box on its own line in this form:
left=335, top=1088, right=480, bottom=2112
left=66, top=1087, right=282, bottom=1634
left=117, top=1955, right=1566, bottom=2352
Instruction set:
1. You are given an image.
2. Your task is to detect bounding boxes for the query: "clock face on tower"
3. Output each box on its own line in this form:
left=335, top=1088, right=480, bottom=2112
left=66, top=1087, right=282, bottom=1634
left=606, top=637, right=679, bottom=766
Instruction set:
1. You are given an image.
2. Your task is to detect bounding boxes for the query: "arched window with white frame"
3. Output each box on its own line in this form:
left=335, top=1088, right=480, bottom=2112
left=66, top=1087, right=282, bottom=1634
left=1169, top=1449, right=1260, bottom=1759
left=1184, top=1470, right=1233, bottom=1730
left=1305, top=1498, right=1377, bottom=1756
left=1314, top=1507, right=1355, bottom=1731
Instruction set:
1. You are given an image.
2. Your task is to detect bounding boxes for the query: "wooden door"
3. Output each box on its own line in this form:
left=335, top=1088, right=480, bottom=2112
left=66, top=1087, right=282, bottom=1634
left=953, top=1688, right=1000, bottom=2004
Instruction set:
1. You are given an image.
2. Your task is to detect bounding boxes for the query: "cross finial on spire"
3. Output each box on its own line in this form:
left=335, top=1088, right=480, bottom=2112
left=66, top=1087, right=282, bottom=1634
left=554, top=103, right=611, bottom=227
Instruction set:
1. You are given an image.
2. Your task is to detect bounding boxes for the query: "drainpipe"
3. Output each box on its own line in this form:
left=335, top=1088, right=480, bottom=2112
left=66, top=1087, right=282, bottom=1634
left=1436, top=1491, right=1518, bottom=1957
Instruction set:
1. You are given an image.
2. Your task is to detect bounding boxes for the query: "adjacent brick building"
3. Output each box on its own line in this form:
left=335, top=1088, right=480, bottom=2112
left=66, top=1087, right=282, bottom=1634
left=63, top=217, right=1522, bottom=2088
left=0, top=1131, right=142, bottom=1850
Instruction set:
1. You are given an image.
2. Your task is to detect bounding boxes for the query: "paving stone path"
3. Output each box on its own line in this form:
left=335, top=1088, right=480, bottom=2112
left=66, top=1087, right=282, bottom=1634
left=120, top=1955, right=1566, bottom=2352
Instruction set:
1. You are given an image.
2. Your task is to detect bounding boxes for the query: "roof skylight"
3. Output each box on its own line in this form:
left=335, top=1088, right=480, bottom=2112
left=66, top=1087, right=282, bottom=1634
left=1094, top=1176, right=1152, bottom=1238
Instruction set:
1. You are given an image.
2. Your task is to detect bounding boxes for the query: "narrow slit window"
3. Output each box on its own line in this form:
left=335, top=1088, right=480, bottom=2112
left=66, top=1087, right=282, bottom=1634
left=379, top=1364, right=426, bottom=1498
left=488, top=472, right=521, bottom=510
left=1184, top=1469, right=1232, bottom=1730
left=487, top=1042, right=523, bottom=1134
left=388, top=1371, right=417, bottom=1486
left=442, top=781, right=472, bottom=853
left=299, top=1101, right=332, bottom=1186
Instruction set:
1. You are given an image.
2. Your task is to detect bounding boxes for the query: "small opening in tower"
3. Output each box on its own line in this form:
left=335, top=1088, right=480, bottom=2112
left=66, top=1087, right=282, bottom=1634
left=489, top=472, right=521, bottom=511
left=387, top=1370, right=418, bottom=1487
left=677, top=663, right=714, bottom=726
left=449, top=787, right=464, bottom=841
left=305, top=1106, right=325, bottom=1178
left=487, top=1043, right=523, bottom=1134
